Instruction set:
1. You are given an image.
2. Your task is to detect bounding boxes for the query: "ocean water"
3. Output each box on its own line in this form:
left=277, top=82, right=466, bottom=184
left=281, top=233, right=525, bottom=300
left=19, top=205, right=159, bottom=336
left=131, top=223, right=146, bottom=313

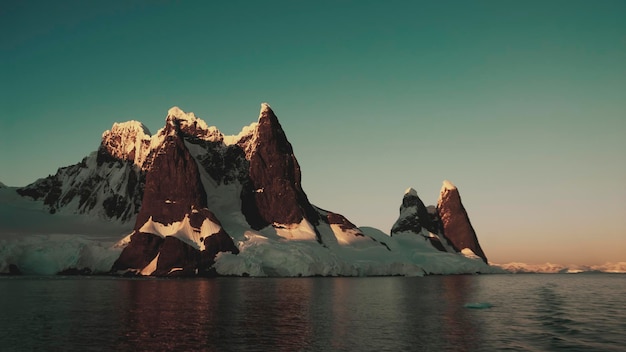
left=0, top=274, right=624, bottom=351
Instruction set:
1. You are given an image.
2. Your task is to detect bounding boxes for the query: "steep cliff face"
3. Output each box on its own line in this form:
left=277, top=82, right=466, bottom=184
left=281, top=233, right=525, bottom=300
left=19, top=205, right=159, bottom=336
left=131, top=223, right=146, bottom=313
left=436, top=180, right=488, bottom=263
left=241, top=104, right=320, bottom=234
left=111, top=118, right=238, bottom=276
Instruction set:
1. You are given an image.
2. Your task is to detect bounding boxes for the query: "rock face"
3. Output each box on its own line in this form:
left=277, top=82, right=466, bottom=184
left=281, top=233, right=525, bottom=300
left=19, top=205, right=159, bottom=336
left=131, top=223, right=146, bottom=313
left=13, top=103, right=492, bottom=276
left=389, top=183, right=489, bottom=263
left=98, top=121, right=152, bottom=167
left=111, top=117, right=238, bottom=276
left=241, top=104, right=320, bottom=233
left=390, top=188, right=450, bottom=252
left=436, top=181, right=488, bottom=263
left=391, top=188, right=436, bottom=234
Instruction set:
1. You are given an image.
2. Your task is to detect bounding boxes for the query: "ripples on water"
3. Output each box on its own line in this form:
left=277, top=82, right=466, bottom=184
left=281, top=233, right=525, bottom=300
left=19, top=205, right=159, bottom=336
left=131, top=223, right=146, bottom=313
left=0, top=274, right=624, bottom=351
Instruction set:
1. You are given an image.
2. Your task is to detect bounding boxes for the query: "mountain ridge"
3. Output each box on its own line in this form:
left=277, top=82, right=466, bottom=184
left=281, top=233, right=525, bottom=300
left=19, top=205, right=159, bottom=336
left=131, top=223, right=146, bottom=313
left=8, top=103, right=493, bottom=277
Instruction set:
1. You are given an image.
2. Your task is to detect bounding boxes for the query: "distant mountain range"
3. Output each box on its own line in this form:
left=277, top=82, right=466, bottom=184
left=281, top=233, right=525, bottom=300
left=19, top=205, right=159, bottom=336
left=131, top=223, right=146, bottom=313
left=3, top=104, right=496, bottom=276
left=493, top=262, right=626, bottom=274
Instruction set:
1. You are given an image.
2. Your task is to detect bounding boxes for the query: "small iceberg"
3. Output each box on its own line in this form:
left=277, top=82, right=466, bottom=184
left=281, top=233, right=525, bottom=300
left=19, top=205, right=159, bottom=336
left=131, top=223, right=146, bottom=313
left=464, top=302, right=493, bottom=309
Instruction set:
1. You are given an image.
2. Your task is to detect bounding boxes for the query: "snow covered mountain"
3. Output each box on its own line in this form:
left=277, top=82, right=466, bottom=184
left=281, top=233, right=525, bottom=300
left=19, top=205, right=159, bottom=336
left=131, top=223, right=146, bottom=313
left=4, top=103, right=497, bottom=276
left=492, top=262, right=626, bottom=274
left=16, top=121, right=151, bottom=222
left=389, top=183, right=489, bottom=265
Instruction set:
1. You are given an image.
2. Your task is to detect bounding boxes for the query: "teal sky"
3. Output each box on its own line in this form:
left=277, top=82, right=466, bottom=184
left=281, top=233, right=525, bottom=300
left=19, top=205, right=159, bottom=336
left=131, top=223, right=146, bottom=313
left=1, top=0, right=625, bottom=265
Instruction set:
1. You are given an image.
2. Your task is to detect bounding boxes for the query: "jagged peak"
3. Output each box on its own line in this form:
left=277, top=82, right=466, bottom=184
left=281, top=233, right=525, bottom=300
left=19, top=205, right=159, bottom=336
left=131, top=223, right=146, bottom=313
left=404, top=187, right=418, bottom=197
left=165, top=106, right=223, bottom=142
left=104, top=120, right=152, bottom=138
left=438, top=180, right=458, bottom=206
left=259, top=102, right=273, bottom=119
left=166, top=106, right=201, bottom=127
left=100, top=120, right=153, bottom=166
left=442, top=180, right=457, bottom=191
left=167, top=106, right=196, bottom=120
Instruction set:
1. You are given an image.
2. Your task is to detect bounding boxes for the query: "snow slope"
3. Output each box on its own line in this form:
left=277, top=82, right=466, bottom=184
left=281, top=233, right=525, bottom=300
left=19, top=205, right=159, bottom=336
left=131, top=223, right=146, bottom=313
left=0, top=187, right=132, bottom=274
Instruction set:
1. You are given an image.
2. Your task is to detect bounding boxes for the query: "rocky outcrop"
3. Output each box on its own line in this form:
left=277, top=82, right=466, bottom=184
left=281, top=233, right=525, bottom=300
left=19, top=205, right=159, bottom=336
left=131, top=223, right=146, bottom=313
left=437, top=181, right=488, bottom=263
left=391, top=188, right=436, bottom=235
left=391, top=188, right=450, bottom=252
left=241, top=104, right=320, bottom=234
left=133, top=118, right=208, bottom=227
left=111, top=117, right=238, bottom=276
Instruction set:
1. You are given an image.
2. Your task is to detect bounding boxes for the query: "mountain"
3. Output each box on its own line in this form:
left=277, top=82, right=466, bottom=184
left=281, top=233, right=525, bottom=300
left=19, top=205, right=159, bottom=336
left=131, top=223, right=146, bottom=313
left=6, top=103, right=495, bottom=276
left=436, top=180, right=488, bottom=263
left=492, top=262, right=626, bottom=274
left=389, top=184, right=488, bottom=264
left=390, top=187, right=449, bottom=251
left=16, top=121, right=150, bottom=221
left=111, top=109, right=239, bottom=276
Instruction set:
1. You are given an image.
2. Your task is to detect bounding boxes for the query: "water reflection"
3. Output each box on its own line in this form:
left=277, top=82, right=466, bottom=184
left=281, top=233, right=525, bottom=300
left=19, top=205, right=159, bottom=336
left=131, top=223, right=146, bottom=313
left=0, top=276, right=487, bottom=351
left=441, top=275, right=480, bottom=351
left=111, top=276, right=487, bottom=351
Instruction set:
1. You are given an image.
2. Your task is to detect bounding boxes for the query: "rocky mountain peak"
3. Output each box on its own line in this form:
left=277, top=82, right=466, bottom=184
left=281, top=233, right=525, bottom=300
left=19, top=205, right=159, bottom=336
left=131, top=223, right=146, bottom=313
left=165, top=106, right=223, bottom=142
left=404, top=187, right=418, bottom=197
left=99, top=120, right=152, bottom=167
left=241, top=104, right=319, bottom=234
left=112, top=123, right=238, bottom=276
left=259, top=102, right=273, bottom=118
left=436, top=181, right=488, bottom=263
left=134, top=126, right=208, bottom=228
left=391, top=187, right=436, bottom=236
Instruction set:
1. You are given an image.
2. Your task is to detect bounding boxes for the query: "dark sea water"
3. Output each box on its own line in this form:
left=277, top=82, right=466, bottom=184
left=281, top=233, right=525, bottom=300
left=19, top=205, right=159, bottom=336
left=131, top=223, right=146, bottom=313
left=0, top=274, right=624, bottom=351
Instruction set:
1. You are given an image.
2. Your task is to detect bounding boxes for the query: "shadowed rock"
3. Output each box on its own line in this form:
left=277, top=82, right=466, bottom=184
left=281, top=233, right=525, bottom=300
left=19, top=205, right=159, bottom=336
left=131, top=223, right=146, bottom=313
left=241, top=104, right=321, bottom=238
left=391, top=188, right=450, bottom=252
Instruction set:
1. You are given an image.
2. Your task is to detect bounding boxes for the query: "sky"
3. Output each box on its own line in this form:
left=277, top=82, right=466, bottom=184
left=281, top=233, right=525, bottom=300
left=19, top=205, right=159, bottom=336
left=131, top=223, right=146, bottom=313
left=1, top=0, right=625, bottom=265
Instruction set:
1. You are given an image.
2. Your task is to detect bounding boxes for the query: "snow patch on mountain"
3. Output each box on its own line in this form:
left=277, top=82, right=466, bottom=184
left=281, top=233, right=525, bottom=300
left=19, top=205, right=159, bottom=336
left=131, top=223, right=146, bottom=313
left=138, top=213, right=223, bottom=251
left=259, top=102, right=272, bottom=115
left=438, top=180, right=457, bottom=205
left=461, top=248, right=482, bottom=260
left=140, top=253, right=160, bottom=276
left=404, top=187, right=418, bottom=197
left=166, top=106, right=223, bottom=142
left=223, top=121, right=258, bottom=146
left=100, top=120, right=152, bottom=167
left=271, top=218, right=319, bottom=241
